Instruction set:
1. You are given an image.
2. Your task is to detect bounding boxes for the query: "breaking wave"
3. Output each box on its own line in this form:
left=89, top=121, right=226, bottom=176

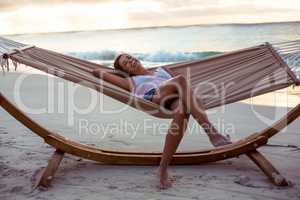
left=66, top=50, right=223, bottom=63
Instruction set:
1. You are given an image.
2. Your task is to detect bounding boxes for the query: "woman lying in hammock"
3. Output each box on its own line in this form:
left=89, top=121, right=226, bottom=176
left=93, top=53, right=231, bottom=189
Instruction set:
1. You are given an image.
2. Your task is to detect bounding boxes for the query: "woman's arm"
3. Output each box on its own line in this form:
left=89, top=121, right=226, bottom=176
left=92, top=69, right=131, bottom=91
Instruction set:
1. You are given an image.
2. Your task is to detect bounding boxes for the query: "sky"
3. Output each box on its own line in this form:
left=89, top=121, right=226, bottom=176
left=0, top=0, right=300, bottom=35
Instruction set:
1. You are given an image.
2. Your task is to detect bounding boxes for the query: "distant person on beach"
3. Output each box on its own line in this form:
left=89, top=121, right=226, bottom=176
left=93, top=53, right=231, bottom=189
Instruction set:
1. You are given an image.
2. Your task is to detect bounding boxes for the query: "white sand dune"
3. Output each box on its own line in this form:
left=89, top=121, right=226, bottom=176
left=0, top=72, right=300, bottom=200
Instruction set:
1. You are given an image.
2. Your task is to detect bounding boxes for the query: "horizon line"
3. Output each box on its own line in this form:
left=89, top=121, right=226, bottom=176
left=3, top=20, right=300, bottom=37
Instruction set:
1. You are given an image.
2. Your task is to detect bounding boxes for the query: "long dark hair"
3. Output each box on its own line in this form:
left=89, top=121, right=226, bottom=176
left=113, top=54, right=124, bottom=70
left=113, top=53, right=130, bottom=78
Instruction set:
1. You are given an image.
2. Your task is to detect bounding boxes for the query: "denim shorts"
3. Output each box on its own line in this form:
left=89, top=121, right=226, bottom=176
left=143, top=88, right=156, bottom=101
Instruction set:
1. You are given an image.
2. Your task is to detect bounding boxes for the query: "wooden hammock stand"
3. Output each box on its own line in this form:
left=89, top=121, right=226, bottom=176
left=1, top=92, right=299, bottom=188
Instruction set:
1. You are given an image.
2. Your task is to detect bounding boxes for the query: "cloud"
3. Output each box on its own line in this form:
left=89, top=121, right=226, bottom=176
left=128, top=0, right=300, bottom=26
left=1, top=0, right=300, bottom=35
left=0, top=0, right=132, bottom=11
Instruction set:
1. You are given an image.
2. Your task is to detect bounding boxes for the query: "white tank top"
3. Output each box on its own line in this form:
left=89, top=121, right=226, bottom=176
left=131, top=67, right=172, bottom=97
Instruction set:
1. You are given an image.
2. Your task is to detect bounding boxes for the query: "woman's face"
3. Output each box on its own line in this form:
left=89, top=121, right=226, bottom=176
left=117, top=54, right=147, bottom=75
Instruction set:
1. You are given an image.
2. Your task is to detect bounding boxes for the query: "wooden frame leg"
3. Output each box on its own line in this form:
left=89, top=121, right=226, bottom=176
left=246, top=150, right=289, bottom=186
left=34, top=149, right=65, bottom=188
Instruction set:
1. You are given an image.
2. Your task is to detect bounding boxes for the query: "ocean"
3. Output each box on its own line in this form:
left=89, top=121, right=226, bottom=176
left=4, top=21, right=300, bottom=73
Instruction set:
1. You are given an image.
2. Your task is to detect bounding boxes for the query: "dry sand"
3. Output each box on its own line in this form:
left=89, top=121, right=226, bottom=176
left=0, top=72, right=300, bottom=200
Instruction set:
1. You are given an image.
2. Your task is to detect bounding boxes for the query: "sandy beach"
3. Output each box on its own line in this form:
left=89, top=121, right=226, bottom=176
left=1, top=72, right=300, bottom=200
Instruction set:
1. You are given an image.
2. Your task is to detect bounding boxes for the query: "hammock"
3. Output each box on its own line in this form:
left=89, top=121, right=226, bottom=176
left=1, top=37, right=299, bottom=117
left=0, top=36, right=300, bottom=187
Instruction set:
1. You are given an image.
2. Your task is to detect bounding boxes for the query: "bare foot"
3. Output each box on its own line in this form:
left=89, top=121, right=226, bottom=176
left=157, top=169, right=172, bottom=189
left=208, top=132, right=232, bottom=147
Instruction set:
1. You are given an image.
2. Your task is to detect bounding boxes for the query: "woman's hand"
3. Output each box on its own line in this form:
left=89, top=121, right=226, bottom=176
left=92, top=68, right=103, bottom=78
left=92, top=68, right=131, bottom=91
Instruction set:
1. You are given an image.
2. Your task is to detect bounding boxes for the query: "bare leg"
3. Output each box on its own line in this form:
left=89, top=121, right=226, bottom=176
left=158, top=100, right=190, bottom=189
left=154, top=76, right=231, bottom=147
left=152, top=75, right=230, bottom=189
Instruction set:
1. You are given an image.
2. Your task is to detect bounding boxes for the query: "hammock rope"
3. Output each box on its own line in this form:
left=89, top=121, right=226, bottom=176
left=272, top=40, right=300, bottom=79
